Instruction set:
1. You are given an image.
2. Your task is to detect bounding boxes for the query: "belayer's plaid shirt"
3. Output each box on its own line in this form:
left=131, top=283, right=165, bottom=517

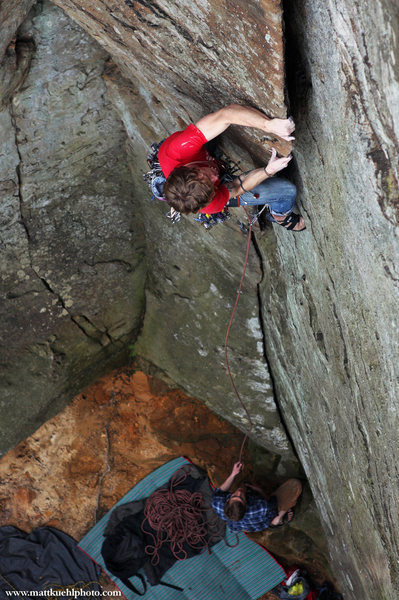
left=211, top=489, right=278, bottom=532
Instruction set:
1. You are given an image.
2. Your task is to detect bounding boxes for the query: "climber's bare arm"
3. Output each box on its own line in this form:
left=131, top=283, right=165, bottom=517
left=195, top=104, right=295, bottom=143
left=226, top=150, right=293, bottom=199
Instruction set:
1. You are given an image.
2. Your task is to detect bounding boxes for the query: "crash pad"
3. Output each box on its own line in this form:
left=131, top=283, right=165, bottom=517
left=79, top=457, right=285, bottom=599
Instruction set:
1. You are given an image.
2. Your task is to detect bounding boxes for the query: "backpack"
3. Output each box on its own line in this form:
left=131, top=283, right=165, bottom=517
left=101, top=513, right=184, bottom=595
left=143, top=140, right=241, bottom=229
left=101, top=516, right=147, bottom=595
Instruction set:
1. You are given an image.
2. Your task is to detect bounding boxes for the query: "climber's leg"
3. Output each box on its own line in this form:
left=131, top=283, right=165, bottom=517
left=239, top=178, right=305, bottom=231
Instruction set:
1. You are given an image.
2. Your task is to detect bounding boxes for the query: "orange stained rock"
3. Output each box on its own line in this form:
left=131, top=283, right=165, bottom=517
left=0, top=368, right=245, bottom=539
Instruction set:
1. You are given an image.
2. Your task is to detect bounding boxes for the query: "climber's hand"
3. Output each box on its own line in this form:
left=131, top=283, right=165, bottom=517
left=264, top=116, right=295, bottom=141
left=265, top=148, right=293, bottom=175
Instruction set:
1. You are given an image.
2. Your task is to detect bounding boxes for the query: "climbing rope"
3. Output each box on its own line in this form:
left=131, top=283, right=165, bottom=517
left=224, top=205, right=266, bottom=463
left=141, top=470, right=212, bottom=565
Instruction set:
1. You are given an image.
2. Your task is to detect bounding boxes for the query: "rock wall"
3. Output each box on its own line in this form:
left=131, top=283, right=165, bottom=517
left=0, top=1, right=295, bottom=461
left=2, top=0, right=399, bottom=597
left=49, top=0, right=292, bottom=160
left=0, top=0, right=36, bottom=59
left=0, top=2, right=146, bottom=454
left=103, top=63, right=292, bottom=458
left=258, top=1, right=399, bottom=598
left=49, top=1, right=399, bottom=597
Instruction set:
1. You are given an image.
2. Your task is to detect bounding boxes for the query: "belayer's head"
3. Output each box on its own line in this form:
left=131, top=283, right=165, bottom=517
left=224, top=487, right=247, bottom=521
left=163, top=166, right=214, bottom=214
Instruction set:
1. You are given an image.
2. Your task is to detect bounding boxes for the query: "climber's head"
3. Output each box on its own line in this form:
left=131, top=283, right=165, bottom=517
left=224, top=487, right=247, bottom=521
left=163, top=166, right=214, bottom=214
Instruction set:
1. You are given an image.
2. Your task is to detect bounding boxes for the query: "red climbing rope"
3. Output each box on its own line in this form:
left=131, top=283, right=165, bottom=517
left=224, top=206, right=257, bottom=463
left=141, top=470, right=210, bottom=565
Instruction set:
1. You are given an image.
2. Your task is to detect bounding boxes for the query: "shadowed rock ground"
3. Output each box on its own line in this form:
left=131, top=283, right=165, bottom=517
left=0, top=367, right=332, bottom=594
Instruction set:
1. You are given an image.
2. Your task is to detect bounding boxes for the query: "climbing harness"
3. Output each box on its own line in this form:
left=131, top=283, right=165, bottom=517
left=193, top=207, right=231, bottom=229
left=143, top=141, right=165, bottom=197
left=143, top=141, right=242, bottom=229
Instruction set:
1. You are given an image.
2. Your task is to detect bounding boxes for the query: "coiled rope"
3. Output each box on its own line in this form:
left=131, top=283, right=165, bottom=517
left=142, top=470, right=211, bottom=564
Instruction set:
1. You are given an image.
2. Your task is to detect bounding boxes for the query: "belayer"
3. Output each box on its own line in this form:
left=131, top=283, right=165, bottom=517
left=158, top=104, right=306, bottom=231
left=211, top=461, right=302, bottom=532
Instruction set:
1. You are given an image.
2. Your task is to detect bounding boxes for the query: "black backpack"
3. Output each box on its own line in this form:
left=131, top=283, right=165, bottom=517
left=101, top=516, right=147, bottom=595
left=101, top=514, right=184, bottom=595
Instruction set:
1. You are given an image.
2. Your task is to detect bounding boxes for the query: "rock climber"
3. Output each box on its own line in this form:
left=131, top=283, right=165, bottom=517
left=158, top=104, right=305, bottom=231
left=211, top=461, right=302, bottom=532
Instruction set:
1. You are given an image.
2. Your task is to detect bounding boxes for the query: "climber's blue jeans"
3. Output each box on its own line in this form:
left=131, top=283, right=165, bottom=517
left=238, top=177, right=297, bottom=220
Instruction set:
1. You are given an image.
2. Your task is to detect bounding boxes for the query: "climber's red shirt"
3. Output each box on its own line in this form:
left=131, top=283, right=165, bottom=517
left=158, top=124, right=229, bottom=214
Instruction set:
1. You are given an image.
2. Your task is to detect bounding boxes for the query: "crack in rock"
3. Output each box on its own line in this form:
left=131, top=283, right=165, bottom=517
left=95, top=392, right=116, bottom=522
left=6, top=34, right=120, bottom=351
left=249, top=229, right=294, bottom=454
left=83, top=258, right=133, bottom=272
left=9, top=99, right=31, bottom=245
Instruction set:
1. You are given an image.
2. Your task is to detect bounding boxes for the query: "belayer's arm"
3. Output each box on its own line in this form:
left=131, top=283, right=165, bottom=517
left=219, top=461, right=243, bottom=491
left=195, top=104, right=295, bottom=142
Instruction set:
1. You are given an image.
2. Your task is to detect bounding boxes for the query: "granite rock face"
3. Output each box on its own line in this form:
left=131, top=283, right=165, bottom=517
left=0, top=2, right=146, bottom=454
